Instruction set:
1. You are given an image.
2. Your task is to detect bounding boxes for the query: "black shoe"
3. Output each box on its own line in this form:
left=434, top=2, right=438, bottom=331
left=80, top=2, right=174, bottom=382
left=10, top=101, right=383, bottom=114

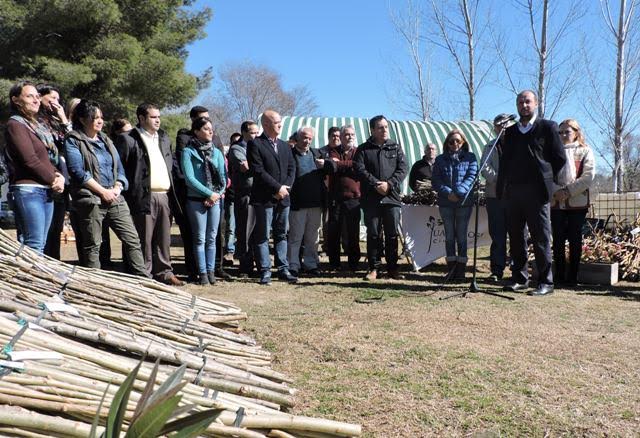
left=258, top=271, right=271, bottom=286
left=207, top=271, right=216, bottom=284
left=503, top=281, right=529, bottom=292
left=305, top=268, right=320, bottom=277
left=198, top=273, right=210, bottom=286
left=530, top=284, right=554, bottom=296
left=278, top=270, right=298, bottom=283
left=215, top=269, right=232, bottom=281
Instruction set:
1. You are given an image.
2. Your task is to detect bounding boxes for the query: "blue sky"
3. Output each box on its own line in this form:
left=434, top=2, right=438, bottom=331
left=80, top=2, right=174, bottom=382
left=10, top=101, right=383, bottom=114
left=185, top=1, right=619, bottom=170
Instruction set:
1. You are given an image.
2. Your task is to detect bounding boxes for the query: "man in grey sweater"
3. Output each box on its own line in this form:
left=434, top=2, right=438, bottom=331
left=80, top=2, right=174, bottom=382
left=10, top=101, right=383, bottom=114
left=480, top=114, right=512, bottom=282
left=228, top=120, right=259, bottom=276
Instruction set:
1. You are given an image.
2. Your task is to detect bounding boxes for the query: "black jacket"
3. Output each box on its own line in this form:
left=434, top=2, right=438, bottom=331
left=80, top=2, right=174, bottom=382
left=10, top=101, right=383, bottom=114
left=408, top=158, right=434, bottom=192
left=115, top=127, right=181, bottom=215
left=353, top=138, right=408, bottom=207
left=290, top=147, right=336, bottom=210
left=497, top=118, right=566, bottom=203
left=247, top=133, right=295, bottom=207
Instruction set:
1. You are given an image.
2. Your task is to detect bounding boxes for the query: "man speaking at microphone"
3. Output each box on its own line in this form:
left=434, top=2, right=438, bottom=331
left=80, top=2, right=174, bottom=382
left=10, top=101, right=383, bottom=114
left=247, top=110, right=297, bottom=285
left=497, top=90, right=566, bottom=296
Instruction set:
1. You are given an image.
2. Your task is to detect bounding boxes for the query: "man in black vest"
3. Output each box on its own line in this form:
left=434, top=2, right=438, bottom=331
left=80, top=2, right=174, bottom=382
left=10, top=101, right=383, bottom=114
left=497, top=90, right=566, bottom=296
left=247, top=109, right=297, bottom=285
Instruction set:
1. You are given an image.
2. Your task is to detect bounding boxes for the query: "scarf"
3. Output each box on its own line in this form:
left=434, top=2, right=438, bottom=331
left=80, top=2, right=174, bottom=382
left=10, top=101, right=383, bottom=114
left=10, top=114, right=59, bottom=167
left=557, top=141, right=579, bottom=187
left=192, top=138, right=220, bottom=191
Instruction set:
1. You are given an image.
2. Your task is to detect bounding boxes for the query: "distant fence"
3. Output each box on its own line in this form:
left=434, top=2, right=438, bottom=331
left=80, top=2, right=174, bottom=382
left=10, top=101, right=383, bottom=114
left=591, top=191, right=640, bottom=227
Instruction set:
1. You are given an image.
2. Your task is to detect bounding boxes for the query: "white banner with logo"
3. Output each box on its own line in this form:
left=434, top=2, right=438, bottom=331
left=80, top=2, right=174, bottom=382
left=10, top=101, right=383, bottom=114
left=401, top=205, right=491, bottom=270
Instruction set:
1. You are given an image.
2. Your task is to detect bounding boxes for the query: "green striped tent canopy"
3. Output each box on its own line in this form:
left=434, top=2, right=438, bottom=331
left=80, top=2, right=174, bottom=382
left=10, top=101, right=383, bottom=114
left=279, top=116, right=494, bottom=193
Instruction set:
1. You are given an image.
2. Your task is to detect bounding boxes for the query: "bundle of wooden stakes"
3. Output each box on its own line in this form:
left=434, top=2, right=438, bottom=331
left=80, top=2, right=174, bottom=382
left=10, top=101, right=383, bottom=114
left=0, top=229, right=361, bottom=437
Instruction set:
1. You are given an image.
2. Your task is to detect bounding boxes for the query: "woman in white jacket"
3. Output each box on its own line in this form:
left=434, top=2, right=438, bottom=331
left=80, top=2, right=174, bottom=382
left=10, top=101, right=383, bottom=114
left=551, top=119, right=595, bottom=286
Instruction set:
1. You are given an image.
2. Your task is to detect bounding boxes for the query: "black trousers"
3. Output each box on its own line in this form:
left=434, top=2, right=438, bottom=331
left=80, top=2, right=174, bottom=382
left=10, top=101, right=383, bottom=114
left=172, top=184, right=198, bottom=280
left=326, top=200, right=361, bottom=269
left=506, top=184, right=553, bottom=285
left=233, top=193, right=254, bottom=273
left=362, top=204, right=400, bottom=271
left=551, top=208, right=587, bottom=283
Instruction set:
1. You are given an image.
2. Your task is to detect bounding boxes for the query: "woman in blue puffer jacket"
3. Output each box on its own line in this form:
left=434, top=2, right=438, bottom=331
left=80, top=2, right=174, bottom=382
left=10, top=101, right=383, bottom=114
left=431, top=129, right=478, bottom=281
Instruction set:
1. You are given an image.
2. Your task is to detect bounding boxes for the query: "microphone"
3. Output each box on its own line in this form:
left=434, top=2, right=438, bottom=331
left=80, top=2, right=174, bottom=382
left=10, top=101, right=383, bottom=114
left=494, top=114, right=517, bottom=126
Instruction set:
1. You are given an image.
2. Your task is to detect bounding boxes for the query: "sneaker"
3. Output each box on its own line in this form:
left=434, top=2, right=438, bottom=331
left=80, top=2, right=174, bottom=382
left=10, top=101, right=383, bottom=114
left=258, top=271, right=271, bottom=286
left=364, top=270, right=377, bottom=281
left=223, top=253, right=234, bottom=266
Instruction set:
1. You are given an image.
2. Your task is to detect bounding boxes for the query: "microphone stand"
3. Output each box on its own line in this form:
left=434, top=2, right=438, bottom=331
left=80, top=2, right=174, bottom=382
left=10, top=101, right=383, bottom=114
left=440, top=122, right=514, bottom=301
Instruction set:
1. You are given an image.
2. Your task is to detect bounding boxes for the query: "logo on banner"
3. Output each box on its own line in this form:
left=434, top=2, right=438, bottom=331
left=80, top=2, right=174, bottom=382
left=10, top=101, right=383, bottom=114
left=425, top=215, right=443, bottom=253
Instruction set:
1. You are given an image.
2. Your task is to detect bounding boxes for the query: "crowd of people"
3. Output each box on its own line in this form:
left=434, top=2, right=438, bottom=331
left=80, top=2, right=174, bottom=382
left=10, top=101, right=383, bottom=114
left=3, top=82, right=595, bottom=294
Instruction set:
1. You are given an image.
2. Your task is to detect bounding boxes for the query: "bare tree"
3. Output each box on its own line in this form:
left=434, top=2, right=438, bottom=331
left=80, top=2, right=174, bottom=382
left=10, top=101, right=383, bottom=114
left=430, top=0, right=491, bottom=120
left=583, top=0, right=640, bottom=192
left=623, top=134, right=640, bottom=190
left=206, top=60, right=319, bottom=141
left=524, top=0, right=584, bottom=118
left=491, top=1, right=583, bottom=120
left=388, top=0, right=436, bottom=120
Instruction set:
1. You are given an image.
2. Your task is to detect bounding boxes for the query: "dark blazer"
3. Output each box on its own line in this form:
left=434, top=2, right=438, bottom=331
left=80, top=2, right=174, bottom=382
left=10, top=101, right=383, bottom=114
left=497, top=118, right=566, bottom=203
left=115, top=127, right=181, bottom=215
left=247, top=133, right=295, bottom=207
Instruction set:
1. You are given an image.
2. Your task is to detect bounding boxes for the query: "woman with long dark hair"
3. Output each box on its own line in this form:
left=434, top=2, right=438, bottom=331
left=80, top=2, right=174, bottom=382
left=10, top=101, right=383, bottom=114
left=5, top=81, right=65, bottom=253
left=63, top=100, right=147, bottom=276
left=37, top=83, right=72, bottom=259
left=432, top=129, right=478, bottom=281
left=551, top=119, right=595, bottom=286
left=181, top=117, right=226, bottom=285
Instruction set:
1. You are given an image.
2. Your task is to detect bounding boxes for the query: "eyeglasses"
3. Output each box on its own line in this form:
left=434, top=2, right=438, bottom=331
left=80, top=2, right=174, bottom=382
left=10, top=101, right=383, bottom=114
left=448, top=138, right=463, bottom=145
left=559, top=130, right=574, bottom=135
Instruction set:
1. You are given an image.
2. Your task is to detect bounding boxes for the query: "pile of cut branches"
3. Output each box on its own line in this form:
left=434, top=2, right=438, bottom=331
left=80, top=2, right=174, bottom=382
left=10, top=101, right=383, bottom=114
left=0, top=229, right=361, bottom=437
left=581, top=214, right=640, bottom=281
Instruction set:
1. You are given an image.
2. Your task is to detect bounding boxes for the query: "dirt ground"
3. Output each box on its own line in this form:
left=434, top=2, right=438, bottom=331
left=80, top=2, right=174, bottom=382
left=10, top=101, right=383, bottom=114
left=51, top=230, right=640, bottom=437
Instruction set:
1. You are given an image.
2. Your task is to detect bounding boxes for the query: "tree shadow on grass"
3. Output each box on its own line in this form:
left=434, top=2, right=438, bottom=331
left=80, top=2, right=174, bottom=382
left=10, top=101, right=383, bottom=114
left=573, top=284, right=640, bottom=302
left=300, top=279, right=485, bottom=296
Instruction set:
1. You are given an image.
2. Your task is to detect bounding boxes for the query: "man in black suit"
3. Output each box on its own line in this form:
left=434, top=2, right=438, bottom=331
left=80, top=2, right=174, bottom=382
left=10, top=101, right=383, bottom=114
left=247, top=109, right=297, bottom=285
left=497, top=90, right=566, bottom=296
left=115, top=103, right=184, bottom=286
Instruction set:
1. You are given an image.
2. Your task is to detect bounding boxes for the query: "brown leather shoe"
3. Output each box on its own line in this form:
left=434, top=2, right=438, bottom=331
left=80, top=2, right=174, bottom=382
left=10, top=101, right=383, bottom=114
left=364, top=270, right=377, bottom=281
left=163, top=275, right=185, bottom=286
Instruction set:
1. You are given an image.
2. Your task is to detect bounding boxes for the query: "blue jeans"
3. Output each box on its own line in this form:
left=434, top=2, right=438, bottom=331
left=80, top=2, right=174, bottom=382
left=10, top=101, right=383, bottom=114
left=186, top=200, right=221, bottom=274
left=224, top=199, right=235, bottom=254
left=439, top=205, right=472, bottom=263
left=11, top=186, right=54, bottom=254
left=485, top=197, right=508, bottom=276
left=252, top=203, right=289, bottom=274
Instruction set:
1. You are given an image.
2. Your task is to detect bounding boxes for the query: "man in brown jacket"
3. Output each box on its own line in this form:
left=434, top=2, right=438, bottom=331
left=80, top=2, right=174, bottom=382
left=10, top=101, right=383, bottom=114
left=326, top=125, right=361, bottom=271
